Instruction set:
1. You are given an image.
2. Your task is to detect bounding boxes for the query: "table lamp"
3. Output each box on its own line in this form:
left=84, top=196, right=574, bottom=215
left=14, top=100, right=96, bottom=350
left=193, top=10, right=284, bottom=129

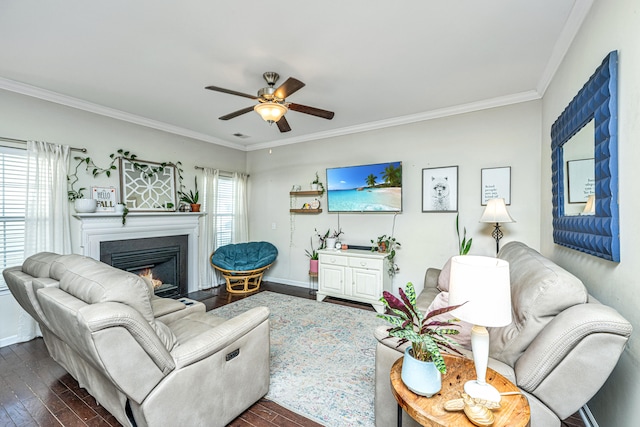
left=480, top=198, right=515, bottom=255
left=448, top=255, right=512, bottom=402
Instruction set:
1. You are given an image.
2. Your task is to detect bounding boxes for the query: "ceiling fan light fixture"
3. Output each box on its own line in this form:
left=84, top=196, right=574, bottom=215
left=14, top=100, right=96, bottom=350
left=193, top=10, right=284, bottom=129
left=254, top=102, right=288, bottom=123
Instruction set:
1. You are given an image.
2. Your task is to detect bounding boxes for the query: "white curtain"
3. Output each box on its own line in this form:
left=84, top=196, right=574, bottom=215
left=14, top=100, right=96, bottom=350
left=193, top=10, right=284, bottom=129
left=199, top=168, right=220, bottom=288
left=19, top=141, right=71, bottom=342
left=198, top=169, right=250, bottom=289
left=232, top=171, right=249, bottom=243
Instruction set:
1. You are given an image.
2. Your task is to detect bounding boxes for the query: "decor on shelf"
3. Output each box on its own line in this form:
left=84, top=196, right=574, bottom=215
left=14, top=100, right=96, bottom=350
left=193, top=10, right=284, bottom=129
left=179, top=176, right=200, bottom=212
left=378, top=282, right=463, bottom=396
left=371, top=234, right=400, bottom=276
left=92, top=186, right=117, bottom=212
left=422, top=166, right=458, bottom=212
left=120, top=157, right=177, bottom=211
left=310, top=171, right=325, bottom=194
left=481, top=167, right=511, bottom=206
left=73, top=198, right=97, bottom=213
left=551, top=51, right=619, bottom=261
left=479, top=198, right=515, bottom=255
left=448, top=256, right=512, bottom=402
left=456, top=214, right=473, bottom=255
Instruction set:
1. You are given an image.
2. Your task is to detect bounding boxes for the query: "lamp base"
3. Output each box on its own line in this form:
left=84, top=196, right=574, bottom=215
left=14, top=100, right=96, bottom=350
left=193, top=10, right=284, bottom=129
left=464, top=380, right=501, bottom=403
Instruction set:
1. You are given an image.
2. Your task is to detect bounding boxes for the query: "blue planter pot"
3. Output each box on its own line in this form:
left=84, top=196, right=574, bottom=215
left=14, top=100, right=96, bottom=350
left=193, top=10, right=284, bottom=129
left=401, top=347, right=442, bottom=397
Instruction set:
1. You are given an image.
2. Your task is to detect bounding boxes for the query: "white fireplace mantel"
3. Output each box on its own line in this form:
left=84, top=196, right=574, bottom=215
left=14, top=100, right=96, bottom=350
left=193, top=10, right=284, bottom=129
left=73, top=212, right=204, bottom=293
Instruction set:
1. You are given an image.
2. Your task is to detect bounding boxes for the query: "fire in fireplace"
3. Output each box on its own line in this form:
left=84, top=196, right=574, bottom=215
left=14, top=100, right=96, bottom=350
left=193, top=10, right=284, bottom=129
left=100, top=235, right=188, bottom=298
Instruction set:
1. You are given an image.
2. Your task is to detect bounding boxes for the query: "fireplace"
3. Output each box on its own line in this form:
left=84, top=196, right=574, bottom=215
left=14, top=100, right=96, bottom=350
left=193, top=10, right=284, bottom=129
left=100, top=235, right=188, bottom=298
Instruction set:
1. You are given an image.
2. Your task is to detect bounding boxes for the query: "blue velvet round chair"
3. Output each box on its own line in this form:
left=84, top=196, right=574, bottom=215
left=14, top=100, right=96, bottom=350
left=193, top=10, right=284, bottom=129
left=210, top=241, right=278, bottom=294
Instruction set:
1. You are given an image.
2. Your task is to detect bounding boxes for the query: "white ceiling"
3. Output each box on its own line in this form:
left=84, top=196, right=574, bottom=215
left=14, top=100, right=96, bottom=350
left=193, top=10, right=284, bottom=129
left=0, top=1, right=591, bottom=151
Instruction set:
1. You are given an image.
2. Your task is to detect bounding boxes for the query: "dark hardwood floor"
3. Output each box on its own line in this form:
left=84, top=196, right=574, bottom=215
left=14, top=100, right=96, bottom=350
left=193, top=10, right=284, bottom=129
left=0, top=282, right=586, bottom=427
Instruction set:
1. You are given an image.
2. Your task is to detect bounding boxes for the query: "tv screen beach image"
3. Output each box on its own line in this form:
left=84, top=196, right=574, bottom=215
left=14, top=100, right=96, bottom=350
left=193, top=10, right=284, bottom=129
left=326, top=161, right=402, bottom=212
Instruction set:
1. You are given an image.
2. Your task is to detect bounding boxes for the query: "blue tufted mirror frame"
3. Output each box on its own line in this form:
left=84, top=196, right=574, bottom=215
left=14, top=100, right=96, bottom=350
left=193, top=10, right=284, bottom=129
left=551, top=51, right=619, bottom=261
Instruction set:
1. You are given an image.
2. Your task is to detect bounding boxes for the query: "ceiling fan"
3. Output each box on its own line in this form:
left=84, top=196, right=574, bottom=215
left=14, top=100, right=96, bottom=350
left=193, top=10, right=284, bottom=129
left=205, top=72, right=335, bottom=133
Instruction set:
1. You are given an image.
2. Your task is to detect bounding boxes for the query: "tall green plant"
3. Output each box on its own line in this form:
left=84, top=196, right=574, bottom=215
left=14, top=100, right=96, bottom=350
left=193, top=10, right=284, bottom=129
left=456, top=214, right=472, bottom=255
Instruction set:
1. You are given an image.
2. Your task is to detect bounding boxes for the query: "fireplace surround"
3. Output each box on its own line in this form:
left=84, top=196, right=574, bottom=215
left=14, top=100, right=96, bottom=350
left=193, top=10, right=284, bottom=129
left=74, top=212, right=204, bottom=293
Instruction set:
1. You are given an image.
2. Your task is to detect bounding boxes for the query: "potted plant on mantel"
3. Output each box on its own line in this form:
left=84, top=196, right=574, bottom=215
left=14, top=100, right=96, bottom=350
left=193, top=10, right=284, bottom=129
left=379, top=282, right=463, bottom=397
left=179, top=177, right=200, bottom=212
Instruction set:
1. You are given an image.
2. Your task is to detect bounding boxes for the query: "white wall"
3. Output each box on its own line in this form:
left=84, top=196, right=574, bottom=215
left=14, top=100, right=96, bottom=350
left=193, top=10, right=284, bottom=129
left=248, top=101, right=542, bottom=295
left=540, top=1, right=640, bottom=425
left=0, top=88, right=246, bottom=345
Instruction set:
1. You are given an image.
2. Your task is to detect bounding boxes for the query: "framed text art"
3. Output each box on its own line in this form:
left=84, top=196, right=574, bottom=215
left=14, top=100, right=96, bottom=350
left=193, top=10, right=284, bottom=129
left=481, top=167, right=511, bottom=205
left=422, top=166, right=458, bottom=212
left=567, top=158, right=595, bottom=203
left=92, top=187, right=117, bottom=212
left=119, top=158, right=177, bottom=211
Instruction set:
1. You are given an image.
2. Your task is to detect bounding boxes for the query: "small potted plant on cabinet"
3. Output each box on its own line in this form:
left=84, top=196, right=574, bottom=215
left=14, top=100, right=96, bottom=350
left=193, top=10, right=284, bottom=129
left=371, top=234, right=401, bottom=276
left=379, top=282, right=463, bottom=396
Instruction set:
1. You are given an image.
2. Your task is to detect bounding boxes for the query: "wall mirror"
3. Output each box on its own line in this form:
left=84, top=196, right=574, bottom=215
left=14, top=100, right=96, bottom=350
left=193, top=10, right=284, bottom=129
left=551, top=51, right=619, bottom=261
left=119, top=158, right=177, bottom=211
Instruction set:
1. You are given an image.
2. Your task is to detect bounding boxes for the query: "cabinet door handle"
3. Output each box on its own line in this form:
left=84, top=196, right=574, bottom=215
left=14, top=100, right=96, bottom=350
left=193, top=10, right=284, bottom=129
left=360, top=261, right=367, bottom=266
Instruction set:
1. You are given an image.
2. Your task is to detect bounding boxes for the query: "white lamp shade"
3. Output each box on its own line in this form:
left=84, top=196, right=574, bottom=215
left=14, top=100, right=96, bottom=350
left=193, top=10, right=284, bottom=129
left=448, top=255, right=512, bottom=327
left=479, top=198, right=515, bottom=224
left=254, top=102, right=287, bottom=123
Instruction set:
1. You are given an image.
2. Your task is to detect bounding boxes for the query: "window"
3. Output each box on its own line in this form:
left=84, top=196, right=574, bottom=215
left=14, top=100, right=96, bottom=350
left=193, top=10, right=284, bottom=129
left=214, top=174, right=233, bottom=249
left=0, top=146, right=27, bottom=290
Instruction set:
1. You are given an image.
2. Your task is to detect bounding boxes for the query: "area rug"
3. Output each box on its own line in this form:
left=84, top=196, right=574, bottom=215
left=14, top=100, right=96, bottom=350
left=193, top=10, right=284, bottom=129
left=210, top=291, right=387, bottom=427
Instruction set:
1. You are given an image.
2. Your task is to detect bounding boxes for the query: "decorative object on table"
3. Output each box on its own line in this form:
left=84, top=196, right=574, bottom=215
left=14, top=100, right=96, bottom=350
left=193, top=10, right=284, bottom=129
left=324, top=228, right=343, bottom=251
left=120, top=157, right=178, bottom=211
left=91, top=186, right=117, bottom=212
left=456, top=213, right=473, bottom=255
left=481, top=167, right=511, bottom=205
left=479, top=198, right=515, bottom=255
left=422, top=166, right=458, bottom=212
left=305, top=237, right=319, bottom=274
left=378, top=282, right=463, bottom=396
left=444, top=392, right=501, bottom=426
left=371, top=234, right=400, bottom=276
left=310, top=171, right=325, bottom=194
left=73, top=198, right=97, bottom=213
left=551, top=51, right=619, bottom=262
left=448, top=255, right=512, bottom=403
left=178, top=176, right=200, bottom=212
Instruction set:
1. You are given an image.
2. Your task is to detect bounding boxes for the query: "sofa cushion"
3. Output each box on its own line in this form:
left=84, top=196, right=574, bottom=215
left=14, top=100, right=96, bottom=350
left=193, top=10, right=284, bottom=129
left=54, top=254, right=156, bottom=324
left=489, top=242, right=588, bottom=366
left=22, top=252, right=61, bottom=278
left=437, top=257, right=453, bottom=291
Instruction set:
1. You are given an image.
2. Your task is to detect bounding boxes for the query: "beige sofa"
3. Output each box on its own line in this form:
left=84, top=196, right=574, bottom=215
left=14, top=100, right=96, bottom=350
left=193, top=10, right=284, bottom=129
left=3, top=252, right=270, bottom=427
left=375, top=241, right=632, bottom=427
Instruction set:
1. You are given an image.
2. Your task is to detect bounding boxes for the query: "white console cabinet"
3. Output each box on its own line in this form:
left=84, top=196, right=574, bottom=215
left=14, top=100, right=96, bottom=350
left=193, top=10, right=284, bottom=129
left=317, top=249, right=391, bottom=313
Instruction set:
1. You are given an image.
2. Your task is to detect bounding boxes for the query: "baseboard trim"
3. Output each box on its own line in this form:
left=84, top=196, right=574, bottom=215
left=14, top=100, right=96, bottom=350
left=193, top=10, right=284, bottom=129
left=0, top=334, right=19, bottom=348
left=579, top=405, right=599, bottom=427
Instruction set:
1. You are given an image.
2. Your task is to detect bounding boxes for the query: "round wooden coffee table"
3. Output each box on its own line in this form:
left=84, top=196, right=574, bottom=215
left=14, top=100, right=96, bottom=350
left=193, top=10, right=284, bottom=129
left=390, top=354, right=530, bottom=427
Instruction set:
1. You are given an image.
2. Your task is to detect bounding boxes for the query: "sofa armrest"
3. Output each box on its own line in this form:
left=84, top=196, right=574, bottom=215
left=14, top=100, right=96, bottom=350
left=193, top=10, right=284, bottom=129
left=514, top=302, right=632, bottom=418
left=171, top=306, right=270, bottom=369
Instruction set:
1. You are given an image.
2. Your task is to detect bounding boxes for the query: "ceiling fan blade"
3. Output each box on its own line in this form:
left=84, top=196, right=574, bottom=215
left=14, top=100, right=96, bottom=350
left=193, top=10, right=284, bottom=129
left=274, top=77, right=305, bottom=99
left=277, top=116, right=292, bottom=133
left=219, top=106, right=255, bottom=121
left=288, top=103, right=335, bottom=120
left=205, top=85, right=257, bottom=100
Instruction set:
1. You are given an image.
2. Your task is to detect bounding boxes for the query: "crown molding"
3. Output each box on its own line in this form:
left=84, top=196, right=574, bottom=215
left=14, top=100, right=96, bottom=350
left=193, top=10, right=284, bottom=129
left=536, top=0, right=594, bottom=96
left=0, top=77, right=246, bottom=151
left=248, top=90, right=541, bottom=151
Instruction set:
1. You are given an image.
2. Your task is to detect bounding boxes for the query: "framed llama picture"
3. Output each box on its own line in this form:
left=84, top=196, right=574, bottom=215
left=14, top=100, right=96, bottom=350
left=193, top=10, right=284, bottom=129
left=422, top=166, right=458, bottom=212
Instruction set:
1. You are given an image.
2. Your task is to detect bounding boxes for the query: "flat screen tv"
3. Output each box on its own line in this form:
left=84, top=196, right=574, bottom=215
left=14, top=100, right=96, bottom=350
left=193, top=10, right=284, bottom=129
left=326, top=161, right=402, bottom=212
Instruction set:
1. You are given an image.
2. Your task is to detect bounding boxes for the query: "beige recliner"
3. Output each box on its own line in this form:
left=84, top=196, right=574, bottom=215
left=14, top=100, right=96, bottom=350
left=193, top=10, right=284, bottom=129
left=374, top=242, right=632, bottom=427
left=4, top=252, right=270, bottom=427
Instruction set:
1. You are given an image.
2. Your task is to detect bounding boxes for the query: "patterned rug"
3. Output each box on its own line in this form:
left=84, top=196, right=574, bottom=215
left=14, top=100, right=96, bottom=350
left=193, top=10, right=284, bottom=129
left=210, top=291, right=387, bottom=427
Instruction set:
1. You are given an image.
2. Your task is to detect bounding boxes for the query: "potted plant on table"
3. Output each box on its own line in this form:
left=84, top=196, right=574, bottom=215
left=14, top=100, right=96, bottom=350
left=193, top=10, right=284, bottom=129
left=379, top=282, right=463, bottom=396
left=179, top=177, right=200, bottom=212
